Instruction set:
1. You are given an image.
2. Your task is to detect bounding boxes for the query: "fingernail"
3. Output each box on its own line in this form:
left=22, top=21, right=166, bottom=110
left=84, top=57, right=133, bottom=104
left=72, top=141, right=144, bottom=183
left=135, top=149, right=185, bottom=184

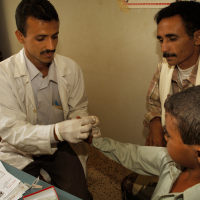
left=92, top=116, right=96, bottom=123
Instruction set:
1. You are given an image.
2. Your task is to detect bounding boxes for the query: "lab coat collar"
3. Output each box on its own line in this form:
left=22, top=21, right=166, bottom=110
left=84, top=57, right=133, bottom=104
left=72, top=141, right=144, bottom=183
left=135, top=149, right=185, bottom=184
left=54, top=53, right=71, bottom=76
left=24, top=50, right=40, bottom=81
left=24, top=50, right=58, bottom=84
left=14, top=49, right=71, bottom=78
left=14, top=48, right=28, bottom=80
left=14, top=48, right=36, bottom=111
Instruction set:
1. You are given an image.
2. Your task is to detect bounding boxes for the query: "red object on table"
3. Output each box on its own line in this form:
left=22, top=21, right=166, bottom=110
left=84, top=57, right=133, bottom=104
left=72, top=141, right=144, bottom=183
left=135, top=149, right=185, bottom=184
left=23, top=186, right=59, bottom=200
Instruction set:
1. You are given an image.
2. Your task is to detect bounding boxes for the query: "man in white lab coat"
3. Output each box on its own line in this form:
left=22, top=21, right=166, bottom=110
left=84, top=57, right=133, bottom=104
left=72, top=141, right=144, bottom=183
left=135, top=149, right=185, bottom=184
left=0, top=0, right=100, bottom=199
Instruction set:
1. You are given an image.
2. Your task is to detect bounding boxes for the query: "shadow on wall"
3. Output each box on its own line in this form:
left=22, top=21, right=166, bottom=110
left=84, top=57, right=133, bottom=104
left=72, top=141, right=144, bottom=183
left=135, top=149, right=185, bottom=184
left=142, top=28, right=162, bottom=142
left=0, top=1, right=12, bottom=60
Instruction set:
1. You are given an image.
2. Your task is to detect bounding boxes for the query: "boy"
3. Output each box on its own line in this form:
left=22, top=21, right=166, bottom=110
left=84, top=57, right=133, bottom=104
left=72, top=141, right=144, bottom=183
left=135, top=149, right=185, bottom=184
left=90, top=86, right=200, bottom=199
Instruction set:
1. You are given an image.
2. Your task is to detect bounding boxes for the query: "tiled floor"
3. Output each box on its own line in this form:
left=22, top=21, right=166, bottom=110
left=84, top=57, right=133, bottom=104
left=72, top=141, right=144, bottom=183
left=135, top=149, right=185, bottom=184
left=87, top=145, right=132, bottom=200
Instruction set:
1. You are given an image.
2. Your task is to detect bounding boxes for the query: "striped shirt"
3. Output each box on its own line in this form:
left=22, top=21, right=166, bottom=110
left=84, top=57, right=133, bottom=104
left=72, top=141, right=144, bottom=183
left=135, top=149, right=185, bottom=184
left=143, top=56, right=199, bottom=129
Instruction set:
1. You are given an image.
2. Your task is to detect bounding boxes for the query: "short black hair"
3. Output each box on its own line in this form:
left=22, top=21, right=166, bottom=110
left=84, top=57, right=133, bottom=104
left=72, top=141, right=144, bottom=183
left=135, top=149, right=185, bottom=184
left=15, top=0, right=59, bottom=37
left=155, top=1, right=200, bottom=38
left=164, top=86, right=200, bottom=145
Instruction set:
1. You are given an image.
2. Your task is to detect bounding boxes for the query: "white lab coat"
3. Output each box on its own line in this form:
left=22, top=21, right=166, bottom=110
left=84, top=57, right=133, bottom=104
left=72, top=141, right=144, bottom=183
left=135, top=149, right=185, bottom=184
left=0, top=49, right=89, bottom=176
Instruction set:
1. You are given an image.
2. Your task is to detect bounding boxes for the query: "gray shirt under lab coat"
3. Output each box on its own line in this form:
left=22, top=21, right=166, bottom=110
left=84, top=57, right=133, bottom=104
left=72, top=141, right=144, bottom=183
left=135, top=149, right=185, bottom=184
left=92, top=137, right=200, bottom=200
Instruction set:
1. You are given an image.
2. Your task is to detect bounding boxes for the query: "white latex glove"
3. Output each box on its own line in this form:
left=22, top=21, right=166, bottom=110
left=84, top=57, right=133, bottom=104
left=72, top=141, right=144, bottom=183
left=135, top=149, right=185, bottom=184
left=55, top=116, right=96, bottom=143
left=91, top=116, right=101, bottom=138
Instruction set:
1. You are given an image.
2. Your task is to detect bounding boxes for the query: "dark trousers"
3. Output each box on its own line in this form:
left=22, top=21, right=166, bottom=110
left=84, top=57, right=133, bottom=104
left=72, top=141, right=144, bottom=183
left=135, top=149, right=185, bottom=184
left=23, top=141, right=92, bottom=200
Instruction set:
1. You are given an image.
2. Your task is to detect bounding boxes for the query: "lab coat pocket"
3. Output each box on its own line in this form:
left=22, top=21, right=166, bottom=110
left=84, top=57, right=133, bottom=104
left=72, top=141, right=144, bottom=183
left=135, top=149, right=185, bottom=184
left=48, top=105, right=64, bottom=124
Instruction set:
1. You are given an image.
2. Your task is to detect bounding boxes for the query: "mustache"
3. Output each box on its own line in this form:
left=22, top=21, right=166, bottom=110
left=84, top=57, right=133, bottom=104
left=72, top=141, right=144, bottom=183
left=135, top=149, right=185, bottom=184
left=163, top=52, right=177, bottom=58
left=40, top=49, right=55, bottom=55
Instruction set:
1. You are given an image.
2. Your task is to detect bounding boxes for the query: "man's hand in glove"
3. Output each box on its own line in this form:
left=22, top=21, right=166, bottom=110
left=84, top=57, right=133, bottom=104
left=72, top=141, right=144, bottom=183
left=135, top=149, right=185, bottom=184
left=54, top=116, right=96, bottom=143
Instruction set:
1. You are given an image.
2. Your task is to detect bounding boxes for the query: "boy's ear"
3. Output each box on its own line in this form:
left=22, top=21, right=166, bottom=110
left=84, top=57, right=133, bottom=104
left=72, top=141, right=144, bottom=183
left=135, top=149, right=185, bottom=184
left=195, top=148, right=200, bottom=164
left=194, top=30, right=200, bottom=46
